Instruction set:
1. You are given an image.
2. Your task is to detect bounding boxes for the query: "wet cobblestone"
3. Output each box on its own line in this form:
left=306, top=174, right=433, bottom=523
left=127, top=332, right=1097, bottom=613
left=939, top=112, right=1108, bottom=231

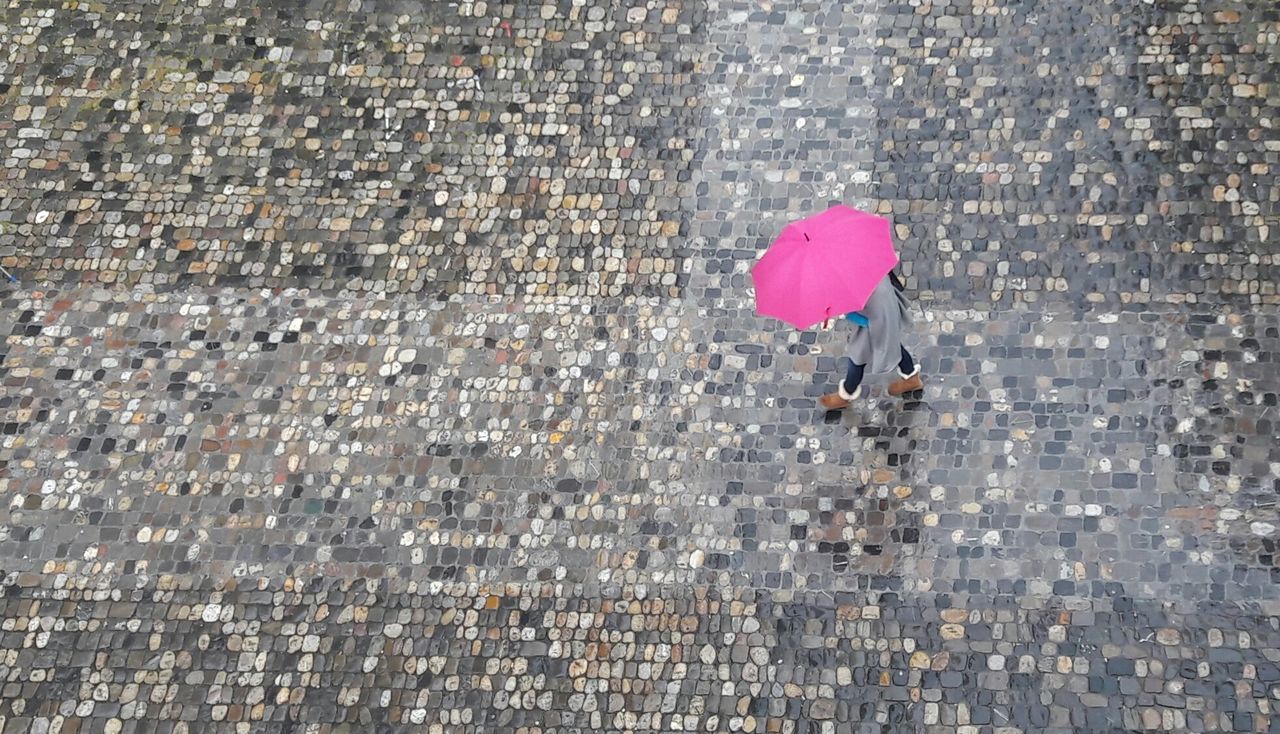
left=0, top=1, right=701, bottom=297
left=1, top=0, right=1279, bottom=731
left=2, top=288, right=1276, bottom=599
left=3, top=1, right=1274, bottom=306
left=1, top=577, right=1280, bottom=733
left=872, top=0, right=1280, bottom=307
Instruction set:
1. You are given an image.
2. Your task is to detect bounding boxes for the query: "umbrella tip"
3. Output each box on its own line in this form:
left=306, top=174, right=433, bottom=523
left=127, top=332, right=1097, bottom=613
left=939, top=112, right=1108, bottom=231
left=803, top=232, right=810, bottom=242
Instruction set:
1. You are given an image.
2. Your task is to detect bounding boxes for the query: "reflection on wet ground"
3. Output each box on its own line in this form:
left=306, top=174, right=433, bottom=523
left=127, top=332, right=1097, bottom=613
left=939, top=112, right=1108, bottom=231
left=0, top=0, right=1278, bottom=730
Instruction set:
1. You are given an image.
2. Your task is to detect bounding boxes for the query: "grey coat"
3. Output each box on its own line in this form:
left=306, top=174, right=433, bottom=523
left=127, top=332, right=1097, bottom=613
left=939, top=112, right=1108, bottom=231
left=847, top=277, right=913, bottom=374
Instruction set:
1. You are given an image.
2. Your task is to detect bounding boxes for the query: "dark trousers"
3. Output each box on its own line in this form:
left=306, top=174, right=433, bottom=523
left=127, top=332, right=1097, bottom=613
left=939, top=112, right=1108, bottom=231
left=843, top=346, right=915, bottom=394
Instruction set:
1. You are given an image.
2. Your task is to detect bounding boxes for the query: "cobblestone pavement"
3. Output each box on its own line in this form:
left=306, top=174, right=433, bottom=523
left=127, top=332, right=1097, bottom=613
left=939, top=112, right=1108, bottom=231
left=2, top=0, right=1279, bottom=732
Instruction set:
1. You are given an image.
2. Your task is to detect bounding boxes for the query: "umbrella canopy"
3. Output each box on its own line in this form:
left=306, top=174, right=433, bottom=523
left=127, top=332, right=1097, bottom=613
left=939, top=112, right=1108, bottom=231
left=750, top=205, right=899, bottom=330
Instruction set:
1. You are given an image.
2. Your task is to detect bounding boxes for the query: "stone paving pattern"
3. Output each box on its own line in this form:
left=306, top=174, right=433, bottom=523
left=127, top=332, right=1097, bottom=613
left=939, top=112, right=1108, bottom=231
left=1, top=0, right=1279, bottom=732
left=872, top=0, right=1279, bottom=307
left=0, top=0, right=701, bottom=297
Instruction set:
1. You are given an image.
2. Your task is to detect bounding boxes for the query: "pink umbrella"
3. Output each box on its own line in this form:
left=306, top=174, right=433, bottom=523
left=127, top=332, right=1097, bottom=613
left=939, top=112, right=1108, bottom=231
left=750, top=205, right=899, bottom=330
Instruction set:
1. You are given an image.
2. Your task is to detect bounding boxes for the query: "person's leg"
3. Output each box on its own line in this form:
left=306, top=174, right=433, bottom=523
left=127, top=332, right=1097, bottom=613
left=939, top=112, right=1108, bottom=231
left=822, top=359, right=864, bottom=409
left=888, top=345, right=924, bottom=396
left=841, top=360, right=866, bottom=400
left=897, top=346, right=917, bottom=377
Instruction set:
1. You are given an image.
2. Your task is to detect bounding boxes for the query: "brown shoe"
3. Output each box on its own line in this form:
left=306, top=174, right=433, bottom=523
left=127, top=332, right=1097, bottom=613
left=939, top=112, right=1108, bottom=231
left=888, top=366, right=923, bottom=397
left=820, top=385, right=861, bottom=410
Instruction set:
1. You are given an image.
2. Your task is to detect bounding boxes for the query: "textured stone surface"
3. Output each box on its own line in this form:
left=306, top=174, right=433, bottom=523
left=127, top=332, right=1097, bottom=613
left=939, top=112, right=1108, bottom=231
left=2, top=289, right=1276, bottom=599
left=1, top=577, right=1278, bottom=732
left=3, top=0, right=1276, bottom=305
left=0, top=1, right=700, bottom=297
left=1, top=0, right=1279, bottom=731
left=871, top=0, right=1280, bottom=307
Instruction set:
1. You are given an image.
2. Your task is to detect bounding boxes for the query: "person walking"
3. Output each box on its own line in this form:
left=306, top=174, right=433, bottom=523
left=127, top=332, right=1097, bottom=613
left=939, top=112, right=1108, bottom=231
left=750, top=205, right=922, bottom=410
left=819, top=271, right=923, bottom=410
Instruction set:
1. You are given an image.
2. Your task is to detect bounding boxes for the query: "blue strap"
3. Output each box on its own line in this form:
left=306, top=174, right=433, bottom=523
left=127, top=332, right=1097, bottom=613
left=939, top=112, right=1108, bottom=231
left=845, top=312, right=869, bottom=327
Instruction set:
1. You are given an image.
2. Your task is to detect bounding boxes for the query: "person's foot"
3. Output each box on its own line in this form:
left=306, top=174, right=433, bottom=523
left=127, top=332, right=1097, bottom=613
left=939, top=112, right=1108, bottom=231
left=820, top=384, right=862, bottom=410
left=888, top=365, right=924, bottom=396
